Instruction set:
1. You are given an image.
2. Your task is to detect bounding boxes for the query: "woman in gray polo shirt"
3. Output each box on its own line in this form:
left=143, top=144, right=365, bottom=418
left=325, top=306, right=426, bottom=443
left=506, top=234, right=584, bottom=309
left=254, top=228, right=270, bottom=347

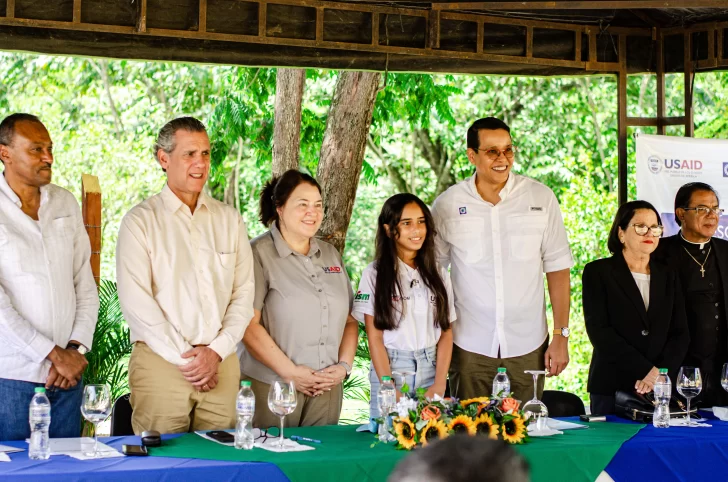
left=238, top=170, right=358, bottom=428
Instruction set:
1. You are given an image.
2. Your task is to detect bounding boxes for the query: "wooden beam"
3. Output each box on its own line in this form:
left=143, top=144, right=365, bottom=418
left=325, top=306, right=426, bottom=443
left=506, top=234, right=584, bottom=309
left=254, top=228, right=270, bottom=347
left=259, top=1, right=267, bottom=37
left=617, top=34, right=628, bottom=206
left=656, top=29, right=666, bottom=135
left=198, top=0, right=207, bottom=33
left=476, top=19, right=483, bottom=54
left=427, top=9, right=440, bottom=50
left=81, top=174, right=102, bottom=287
left=684, top=32, right=694, bottom=137
left=5, top=0, right=14, bottom=19
left=526, top=26, right=533, bottom=58
left=432, top=1, right=728, bottom=10
left=574, top=30, right=582, bottom=62
left=371, top=12, right=379, bottom=46
left=626, top=116, right=686, bottom=127
left=316, top=6, right=323, bottom=43
left=135, top=0, right=147, bottom=33
left=73, top=0, right=82, bottom=23
left=719, top=27, right=725, bottom=62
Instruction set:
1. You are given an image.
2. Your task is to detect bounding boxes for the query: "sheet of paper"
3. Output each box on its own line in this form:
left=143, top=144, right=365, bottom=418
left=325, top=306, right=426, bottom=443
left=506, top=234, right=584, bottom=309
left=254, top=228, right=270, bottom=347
left=0, top=453, right=11, bottom=462
left=194, top=430, right=234, bottom=447
left=65, top=449, right=124, bottom=460
left=38, top=438, right=121, bottom=457
left=527, top=427, right=564, bottom=437
left=254, top=438, right=315, bottom=453
left=669, top=418, right=711, bottom=427
left=0, top=445, right=23, bottom=454
left=546, top=418, right=588, bottom=431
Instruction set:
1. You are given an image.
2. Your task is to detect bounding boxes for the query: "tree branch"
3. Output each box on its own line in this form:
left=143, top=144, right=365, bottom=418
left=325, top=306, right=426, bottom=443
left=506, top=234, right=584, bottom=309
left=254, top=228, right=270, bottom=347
left=580, top=78, right=613, bottom=191
left=91, top=60, right=125, bottom=139
left=367, top=135, right=409, bottom=193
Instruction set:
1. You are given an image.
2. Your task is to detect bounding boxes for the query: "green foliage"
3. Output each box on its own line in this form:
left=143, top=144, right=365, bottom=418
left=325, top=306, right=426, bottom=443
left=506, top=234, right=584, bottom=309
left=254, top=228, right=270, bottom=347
left=84, top=280, right=132, bottom=401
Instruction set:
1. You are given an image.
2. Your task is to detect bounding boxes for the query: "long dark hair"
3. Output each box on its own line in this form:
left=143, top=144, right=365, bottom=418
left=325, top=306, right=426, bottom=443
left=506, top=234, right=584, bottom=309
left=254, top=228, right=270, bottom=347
left=259, top=169, right=321, bottom=227
left=373, top=193, right=451, bottom=332
left=607, top=200, right=662, bottom=254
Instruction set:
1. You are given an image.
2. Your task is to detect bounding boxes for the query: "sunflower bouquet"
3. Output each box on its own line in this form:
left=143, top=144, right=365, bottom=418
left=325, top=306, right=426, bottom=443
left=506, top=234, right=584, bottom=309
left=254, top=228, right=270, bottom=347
left=386, top=388, right=530, bottom=450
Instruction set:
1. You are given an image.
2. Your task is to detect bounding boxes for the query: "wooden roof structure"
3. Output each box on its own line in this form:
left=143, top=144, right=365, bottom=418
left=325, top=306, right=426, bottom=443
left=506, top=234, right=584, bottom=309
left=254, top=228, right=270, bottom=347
left=2, top=0, right=728, bottom=204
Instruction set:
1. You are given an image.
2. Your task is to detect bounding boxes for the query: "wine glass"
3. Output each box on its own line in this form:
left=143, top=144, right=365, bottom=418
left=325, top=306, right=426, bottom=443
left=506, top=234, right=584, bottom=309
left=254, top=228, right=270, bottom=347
left=522, top=370, right=549, bottom=432
left=267, top=380, right=297, bottom=449
left=676, top=367, right=702, bottom=427
left=80, top=384, right=112, bottom=457
left=722, top=363, right=728, bottom=394
left=391, top=370, right=416, bottom=396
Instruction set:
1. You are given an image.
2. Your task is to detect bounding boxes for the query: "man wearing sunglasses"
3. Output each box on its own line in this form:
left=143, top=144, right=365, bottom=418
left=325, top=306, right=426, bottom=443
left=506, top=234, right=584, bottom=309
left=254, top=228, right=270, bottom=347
left=431, top=117, right=573, bottom=403
left=655, top=182, right=728, bottom=407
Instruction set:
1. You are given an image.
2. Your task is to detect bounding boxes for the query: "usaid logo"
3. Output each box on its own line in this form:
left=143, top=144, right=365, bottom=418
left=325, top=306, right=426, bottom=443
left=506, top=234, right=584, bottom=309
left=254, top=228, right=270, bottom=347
left=723, top=163, right=728, bottom=177
left=648, top=155, right=662, bottom=174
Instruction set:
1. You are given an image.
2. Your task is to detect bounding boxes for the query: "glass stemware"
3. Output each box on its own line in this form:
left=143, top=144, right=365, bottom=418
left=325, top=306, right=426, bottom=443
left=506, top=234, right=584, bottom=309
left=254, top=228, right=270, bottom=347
left=721, top=363, right=728, bottom=394
left=267, top=380, right=297, bottom=449
left=80, top=384, right=112, bottom=457
left=676, top=367, right=702, bottom=427
left=522, top=370, right=549, bottom=432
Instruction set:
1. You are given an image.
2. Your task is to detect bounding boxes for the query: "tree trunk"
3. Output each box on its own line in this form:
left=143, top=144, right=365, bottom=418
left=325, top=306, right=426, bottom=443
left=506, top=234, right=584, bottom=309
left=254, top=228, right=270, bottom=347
left=272, top=68, right=306, bottom=176
left=317, top=71, right=381, bottom=254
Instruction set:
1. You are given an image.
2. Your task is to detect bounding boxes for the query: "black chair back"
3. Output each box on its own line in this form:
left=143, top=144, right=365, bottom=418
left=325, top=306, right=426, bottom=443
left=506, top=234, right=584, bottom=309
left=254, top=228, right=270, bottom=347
left=541, top=390, right=586, bottom=418
left=111, top=393, right=134, bottom=436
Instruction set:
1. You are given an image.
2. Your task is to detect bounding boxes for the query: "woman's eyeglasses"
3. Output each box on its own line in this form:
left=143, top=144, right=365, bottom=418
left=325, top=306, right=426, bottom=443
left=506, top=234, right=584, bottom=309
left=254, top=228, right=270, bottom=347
left=629, top=223, right=664, bottom=237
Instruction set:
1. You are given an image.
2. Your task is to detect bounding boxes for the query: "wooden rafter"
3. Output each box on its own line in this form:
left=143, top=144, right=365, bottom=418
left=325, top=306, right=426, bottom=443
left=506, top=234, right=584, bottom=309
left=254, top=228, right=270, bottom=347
left=431, top=1, right=728, bottom=10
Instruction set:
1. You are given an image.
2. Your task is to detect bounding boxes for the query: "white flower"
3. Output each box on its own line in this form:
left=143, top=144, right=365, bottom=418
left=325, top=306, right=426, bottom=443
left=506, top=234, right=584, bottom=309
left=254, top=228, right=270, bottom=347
left=395, top=396, right=418, bottom=419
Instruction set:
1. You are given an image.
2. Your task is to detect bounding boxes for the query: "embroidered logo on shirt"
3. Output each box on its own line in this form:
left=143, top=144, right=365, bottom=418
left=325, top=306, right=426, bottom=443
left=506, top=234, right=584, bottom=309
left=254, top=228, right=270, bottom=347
left=429, top=295, right=437, bottom=306
left=529, top=206, right=543, bottom=212
left=354, top=291, right=370, bottom=301
left=392, top=295, right=412, bottom=302
left=322, top=266, right=342, bottom=274
left=458, top=206, right=467, bottom=215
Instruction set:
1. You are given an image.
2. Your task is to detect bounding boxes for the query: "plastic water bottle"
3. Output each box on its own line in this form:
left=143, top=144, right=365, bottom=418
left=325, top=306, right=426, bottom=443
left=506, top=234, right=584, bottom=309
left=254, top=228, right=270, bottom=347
left=492, top=368, right=511, bottom=399
left=235, top=381, right=255, bottom=449
left=653, top=368, right=671, bottom=428
left=378, top=376, right=397, bottom=442
left=29, top=387, right=51, bottom=460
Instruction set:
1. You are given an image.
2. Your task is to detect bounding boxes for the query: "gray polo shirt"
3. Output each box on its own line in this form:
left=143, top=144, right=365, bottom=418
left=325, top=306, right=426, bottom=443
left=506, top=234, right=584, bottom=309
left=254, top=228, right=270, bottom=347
left=238, top=223, right=354, bottom=384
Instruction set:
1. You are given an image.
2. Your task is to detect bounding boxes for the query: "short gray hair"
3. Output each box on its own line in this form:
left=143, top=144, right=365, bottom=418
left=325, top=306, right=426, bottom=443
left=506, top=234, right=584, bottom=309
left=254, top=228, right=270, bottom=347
left=153, top=116, right=207, bottom=162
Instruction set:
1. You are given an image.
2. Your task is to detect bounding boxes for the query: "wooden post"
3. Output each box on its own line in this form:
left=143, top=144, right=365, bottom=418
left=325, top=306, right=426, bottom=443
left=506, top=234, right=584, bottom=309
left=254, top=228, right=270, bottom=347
left=617, top=35, right=628, bottom=206
left=82, top=174, right=102, bottom=286
left=684, top=32, right=694, bottom=137
left=656, top=29, right=666, bottom=135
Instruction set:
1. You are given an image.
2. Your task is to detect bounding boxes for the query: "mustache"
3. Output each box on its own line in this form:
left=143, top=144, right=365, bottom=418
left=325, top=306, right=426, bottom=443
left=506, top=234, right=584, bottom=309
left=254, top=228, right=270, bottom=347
left=39, top=163, right=52, bottom=170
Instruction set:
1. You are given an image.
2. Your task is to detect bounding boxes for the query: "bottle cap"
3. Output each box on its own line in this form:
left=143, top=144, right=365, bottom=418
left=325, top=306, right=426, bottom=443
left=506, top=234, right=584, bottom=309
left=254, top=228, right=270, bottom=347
left=34, top=387, right=46, bottom=393
left=659, top=368, right=668, bottom=374
left=382, top=376, right=392, bottom=382
left=497, top=368, right=507, bottom=373
left=240, top=380, right=252, bottom=388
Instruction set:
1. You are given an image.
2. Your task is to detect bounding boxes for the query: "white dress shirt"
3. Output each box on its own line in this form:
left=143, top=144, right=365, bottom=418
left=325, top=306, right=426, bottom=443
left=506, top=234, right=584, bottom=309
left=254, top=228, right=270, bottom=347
left=352, top=260, right=456, bottom=351
left=431, top=173, right=573, bottom=359
left=116, top=184, right=255, bottom=366
left=0, top=172, right=99, bottom=383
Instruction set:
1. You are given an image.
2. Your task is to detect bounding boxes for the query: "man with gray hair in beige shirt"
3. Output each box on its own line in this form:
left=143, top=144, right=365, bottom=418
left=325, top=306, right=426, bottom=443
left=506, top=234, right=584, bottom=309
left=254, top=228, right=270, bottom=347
left=116, top=117, right=255, bottom=435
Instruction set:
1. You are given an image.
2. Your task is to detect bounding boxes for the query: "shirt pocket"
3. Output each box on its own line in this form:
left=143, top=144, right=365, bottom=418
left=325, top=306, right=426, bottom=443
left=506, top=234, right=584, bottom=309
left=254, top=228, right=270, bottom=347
left=508, top=214, right=547, bottom=261
left=446, top=219, right=484, bottom=264
left=215, top=251, right=236, bottom=292
left=51, top=216, right=75, bottom=238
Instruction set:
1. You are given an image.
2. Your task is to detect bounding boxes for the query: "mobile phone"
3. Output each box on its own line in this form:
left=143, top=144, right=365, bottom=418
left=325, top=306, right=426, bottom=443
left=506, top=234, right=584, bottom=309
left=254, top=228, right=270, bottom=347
left=579, top=414, right=606, bottom=422
left=206, top=430, right=235, bottom=443
left=122, top=444, right=149, bottom=456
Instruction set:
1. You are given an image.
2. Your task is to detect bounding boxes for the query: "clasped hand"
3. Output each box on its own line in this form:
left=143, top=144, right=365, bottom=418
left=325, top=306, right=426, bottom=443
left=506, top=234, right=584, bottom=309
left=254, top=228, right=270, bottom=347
left=288, top=364, right=346, bottom=397
left=179, top=346, right=221, bottom=392
left=46, top=345, right=87, bottom=390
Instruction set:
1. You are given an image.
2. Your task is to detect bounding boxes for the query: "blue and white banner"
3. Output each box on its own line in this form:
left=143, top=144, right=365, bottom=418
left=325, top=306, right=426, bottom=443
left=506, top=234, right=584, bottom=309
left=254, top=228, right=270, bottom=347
left=636, top=134, right=728, bottom=239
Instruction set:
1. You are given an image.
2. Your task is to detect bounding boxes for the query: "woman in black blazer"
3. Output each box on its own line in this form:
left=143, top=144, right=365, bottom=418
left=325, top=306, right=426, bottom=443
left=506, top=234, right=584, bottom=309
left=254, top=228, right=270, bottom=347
left=583, top=200, right=689, bottom=415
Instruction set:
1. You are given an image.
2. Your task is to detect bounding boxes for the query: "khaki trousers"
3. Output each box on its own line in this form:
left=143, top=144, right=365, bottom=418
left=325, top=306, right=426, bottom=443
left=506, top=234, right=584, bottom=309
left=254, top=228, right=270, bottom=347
left=243, top=374, right=343, bottom=428
left=129, top=342, right=240, bottom=435
left=449, top=339, right=548, bottom=403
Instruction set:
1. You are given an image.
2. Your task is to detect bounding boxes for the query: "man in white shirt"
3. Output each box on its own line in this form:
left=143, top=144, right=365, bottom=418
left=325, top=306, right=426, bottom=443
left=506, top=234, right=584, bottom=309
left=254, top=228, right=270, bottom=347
left=0, top=113, right=99, bottom=440
left=431, top=117, right=573, bottom=403
left=117, top=117, right=255, bottom=435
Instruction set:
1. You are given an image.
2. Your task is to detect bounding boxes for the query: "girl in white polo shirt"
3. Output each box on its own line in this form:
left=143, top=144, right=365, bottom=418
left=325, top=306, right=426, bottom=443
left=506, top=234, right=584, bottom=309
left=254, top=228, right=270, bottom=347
left=353, top=193, right=455, bottom=428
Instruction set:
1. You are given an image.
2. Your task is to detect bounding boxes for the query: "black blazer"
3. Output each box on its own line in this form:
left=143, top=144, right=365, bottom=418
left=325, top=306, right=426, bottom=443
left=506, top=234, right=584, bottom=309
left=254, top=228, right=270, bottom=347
left=582, top=253, right=689, bottom=396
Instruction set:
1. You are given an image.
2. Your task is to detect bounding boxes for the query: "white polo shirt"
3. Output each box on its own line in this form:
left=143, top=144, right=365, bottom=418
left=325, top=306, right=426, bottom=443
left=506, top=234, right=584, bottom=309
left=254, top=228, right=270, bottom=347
left=352, top=259, right=456, bottom=351
left=431, top=173, right=573, bottom=359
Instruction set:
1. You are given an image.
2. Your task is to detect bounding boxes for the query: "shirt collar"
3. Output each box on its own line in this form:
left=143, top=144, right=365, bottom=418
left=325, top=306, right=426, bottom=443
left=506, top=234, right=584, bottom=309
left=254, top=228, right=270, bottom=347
left=270, top=222, right=321, bottom=259
left=468, top=172, right=516, bottom=203
left=160, top=183, right=215, bottom=215
left=679, top=230, right=711, bottom=250
left=0, top=171, right=50, bottom=208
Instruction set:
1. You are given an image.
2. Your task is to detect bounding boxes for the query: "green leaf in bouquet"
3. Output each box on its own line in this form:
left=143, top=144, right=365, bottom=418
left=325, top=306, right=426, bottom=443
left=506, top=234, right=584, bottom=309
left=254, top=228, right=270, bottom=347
left=401, top=383, right=410, bottom=394
left=415, top=419, right=428, bottom=431
left=415, top=387, right=427, bottom=399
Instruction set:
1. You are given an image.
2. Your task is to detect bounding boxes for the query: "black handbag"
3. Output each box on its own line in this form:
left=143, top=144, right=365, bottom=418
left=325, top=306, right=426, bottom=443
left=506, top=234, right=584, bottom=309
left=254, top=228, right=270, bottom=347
left=614, top=390, right=698, bottom=423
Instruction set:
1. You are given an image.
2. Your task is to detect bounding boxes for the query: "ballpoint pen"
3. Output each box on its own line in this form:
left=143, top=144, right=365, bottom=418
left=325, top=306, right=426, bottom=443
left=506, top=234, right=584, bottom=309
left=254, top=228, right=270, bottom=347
left=290, top=435, right=322, bottom=444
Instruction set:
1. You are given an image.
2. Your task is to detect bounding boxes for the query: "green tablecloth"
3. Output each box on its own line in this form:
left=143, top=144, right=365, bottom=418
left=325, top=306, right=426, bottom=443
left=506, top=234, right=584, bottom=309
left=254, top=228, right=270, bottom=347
left=150, top=422, right=645, bottom=482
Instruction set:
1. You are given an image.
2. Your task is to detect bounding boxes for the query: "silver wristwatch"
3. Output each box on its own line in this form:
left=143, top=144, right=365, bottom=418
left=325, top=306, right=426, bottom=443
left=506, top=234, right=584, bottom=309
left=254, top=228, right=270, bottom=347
left=67, top=342, right=89, bottom=355
left=338, top=361, right=352, bottom=380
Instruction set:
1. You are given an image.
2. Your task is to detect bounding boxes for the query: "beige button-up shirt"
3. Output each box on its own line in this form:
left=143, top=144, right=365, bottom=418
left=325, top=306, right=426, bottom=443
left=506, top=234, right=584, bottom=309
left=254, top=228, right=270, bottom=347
left=117, top=184, right=255, bottom=366
left=238, top=223, right=353, bottom=384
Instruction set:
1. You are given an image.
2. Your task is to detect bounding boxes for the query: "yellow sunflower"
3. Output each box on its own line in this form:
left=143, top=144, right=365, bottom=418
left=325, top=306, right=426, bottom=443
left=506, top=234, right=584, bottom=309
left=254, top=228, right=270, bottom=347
left=420, top=419, right=449, bottom=446
left=473, top=414, right=499, bottom=440
left=448, top=415, right=477, bottom=435
left=460, top=396, right=490, bottom=407
left=394, top=417, right=417, bottom=449
left=501, top=416, right=527, bottom=444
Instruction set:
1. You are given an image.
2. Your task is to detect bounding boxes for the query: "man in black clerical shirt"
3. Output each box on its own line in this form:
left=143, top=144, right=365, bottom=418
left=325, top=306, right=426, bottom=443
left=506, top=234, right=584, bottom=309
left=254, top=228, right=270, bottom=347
left=655, top=182, right=728, bottom=407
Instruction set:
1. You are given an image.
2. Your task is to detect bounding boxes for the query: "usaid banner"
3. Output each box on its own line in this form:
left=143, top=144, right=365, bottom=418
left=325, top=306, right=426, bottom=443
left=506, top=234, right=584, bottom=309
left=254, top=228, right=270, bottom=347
left=636, top=134, right=728, bottom=239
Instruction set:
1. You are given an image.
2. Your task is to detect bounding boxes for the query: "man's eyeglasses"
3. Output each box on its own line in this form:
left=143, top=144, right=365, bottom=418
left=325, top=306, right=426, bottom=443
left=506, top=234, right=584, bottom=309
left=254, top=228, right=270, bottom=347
left=254, top=426, right=281, bottom=444
left=473, top=145, right=517, bottom=161
left=629, top=223, right=664, bottom=237
left=683, top=206, right=724, bottom=217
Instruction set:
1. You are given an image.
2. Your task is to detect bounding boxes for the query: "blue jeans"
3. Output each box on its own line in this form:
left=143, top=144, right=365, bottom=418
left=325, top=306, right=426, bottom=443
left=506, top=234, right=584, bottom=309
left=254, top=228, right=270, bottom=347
left=0, top=377, right=83, bottom=441
left=369, top=346, right=437, bottom=429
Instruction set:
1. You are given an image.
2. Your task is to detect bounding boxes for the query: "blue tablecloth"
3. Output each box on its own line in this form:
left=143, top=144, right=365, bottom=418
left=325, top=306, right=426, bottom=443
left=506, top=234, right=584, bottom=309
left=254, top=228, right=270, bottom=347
left=0, top=434, right=288, bottom=482
left=605, top=411, right=728, bottom=482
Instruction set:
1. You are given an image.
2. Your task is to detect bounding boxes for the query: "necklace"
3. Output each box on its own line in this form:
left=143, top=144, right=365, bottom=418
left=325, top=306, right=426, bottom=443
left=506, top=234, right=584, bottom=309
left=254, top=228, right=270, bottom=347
left=682, top=245, right=712, bottom=278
